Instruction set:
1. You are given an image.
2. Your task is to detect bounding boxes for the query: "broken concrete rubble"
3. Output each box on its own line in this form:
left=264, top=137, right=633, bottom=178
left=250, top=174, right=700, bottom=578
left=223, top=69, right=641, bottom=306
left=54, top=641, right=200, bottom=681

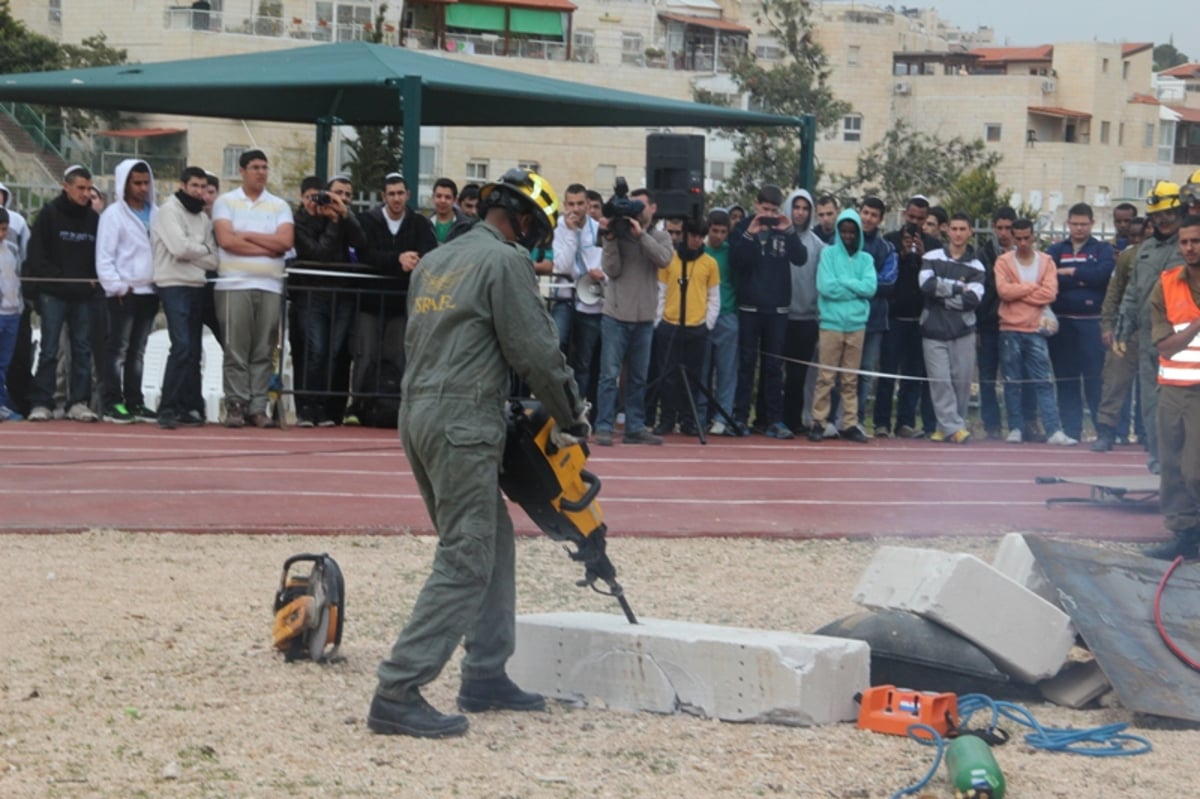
left=852, top=546, right=1075, bottom=683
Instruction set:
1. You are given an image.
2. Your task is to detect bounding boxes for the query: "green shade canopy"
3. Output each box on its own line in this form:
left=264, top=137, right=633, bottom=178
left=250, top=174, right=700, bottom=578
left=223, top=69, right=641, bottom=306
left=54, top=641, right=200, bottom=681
left=0, top=40, right=799, bottom=129
left=445, top=4, right=507, bottom=33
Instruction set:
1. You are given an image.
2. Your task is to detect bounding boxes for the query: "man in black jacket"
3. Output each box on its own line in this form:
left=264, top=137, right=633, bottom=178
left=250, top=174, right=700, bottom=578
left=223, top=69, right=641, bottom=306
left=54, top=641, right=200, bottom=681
left=351, top=173, right=438, bottom=425
left=26, top=166, right=101, bottom=422
left=729, top=184, right=806, bottom=439
left=290, top=175, right=367, bottom=427
left=875, top=197, right=940, bottom=438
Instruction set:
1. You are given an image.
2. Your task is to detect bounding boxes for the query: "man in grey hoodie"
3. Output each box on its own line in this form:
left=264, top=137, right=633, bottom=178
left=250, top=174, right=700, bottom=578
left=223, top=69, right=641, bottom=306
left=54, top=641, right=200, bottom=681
left=782, top=189, right=825, bottom=433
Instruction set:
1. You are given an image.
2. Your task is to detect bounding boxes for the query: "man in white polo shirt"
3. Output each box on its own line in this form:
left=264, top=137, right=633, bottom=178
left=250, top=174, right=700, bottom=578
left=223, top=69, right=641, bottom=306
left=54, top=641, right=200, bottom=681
left=212, top=149, right=294, bottom=428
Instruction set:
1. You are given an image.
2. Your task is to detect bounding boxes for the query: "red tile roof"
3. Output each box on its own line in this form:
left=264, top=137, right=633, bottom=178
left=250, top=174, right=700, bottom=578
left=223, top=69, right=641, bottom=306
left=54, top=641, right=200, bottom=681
left=658, top=13, right=750, bottom=34
left=969, top=45, right=1053, bottom=64
left=1161, top=62, right=1200, bottom=79
left=1122, top=42, right=1153, bottom=57
left=1028, top=105, right=1092, bottom=119
left=1168, top=105, right=1200, bottom=124
left=1129, top=92, right=1160, bottom=105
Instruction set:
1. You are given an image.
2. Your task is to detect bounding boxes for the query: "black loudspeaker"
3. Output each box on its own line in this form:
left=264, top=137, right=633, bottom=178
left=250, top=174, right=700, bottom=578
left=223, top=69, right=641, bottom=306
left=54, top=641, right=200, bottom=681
left=646, top=134, right=705, bottom=221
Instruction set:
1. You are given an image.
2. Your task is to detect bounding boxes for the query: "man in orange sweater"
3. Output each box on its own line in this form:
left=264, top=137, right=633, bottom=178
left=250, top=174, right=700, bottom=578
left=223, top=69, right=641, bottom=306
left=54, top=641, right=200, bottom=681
left=994, top=218, right=1077, bottom=446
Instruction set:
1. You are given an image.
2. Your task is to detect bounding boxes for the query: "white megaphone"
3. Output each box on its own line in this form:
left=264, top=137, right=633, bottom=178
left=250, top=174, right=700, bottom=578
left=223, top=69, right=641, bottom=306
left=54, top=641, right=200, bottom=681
left=576, top=272, right=605, bottom=306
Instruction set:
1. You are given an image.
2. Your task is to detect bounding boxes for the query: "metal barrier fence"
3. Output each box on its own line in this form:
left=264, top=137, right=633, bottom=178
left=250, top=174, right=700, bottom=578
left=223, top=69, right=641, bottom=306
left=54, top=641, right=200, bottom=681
left=281, top=264, right=407, bottom=427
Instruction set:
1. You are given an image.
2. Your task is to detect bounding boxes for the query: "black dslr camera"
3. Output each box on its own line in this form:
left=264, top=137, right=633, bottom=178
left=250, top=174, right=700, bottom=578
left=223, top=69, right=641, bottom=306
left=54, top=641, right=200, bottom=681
left=602, top=177, right=646, bottom=238
left=314, top=191, right=333, bottom=206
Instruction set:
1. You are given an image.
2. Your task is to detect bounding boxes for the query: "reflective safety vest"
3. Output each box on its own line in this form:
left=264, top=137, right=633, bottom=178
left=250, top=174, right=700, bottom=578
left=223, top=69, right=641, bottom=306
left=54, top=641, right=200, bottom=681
left=1158, top=265, right=1200, bottom=386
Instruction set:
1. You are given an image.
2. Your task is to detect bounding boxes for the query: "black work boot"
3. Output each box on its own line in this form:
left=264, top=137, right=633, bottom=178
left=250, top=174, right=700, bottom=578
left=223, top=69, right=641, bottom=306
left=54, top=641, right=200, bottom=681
left=457, top=674, right=546, bottom=713
left=1143, top=531, right=1200, bottom=561
left=1090, top=424, right=1115, bottom=453
left=367, top=692, right=469, bottom=738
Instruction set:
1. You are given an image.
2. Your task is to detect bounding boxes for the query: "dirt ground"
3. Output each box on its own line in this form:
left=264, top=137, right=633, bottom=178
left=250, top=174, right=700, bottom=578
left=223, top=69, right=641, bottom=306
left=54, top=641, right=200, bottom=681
left=1, top=530, right=1194, bottom=798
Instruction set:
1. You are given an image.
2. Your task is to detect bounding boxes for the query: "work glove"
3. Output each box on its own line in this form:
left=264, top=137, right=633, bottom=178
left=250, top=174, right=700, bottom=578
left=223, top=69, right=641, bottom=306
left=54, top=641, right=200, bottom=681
left=549, top=403, right=592, bottom=449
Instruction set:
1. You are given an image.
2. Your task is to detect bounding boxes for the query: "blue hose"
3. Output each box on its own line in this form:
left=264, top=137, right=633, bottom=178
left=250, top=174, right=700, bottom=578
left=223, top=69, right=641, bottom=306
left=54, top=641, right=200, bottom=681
left=889, top=692, right=1152, bottom=798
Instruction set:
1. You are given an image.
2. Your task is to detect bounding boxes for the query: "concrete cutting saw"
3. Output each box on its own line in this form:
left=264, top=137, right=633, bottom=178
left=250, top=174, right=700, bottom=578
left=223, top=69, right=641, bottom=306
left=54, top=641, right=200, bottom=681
left=272, top=553, right=346, bottom=663
left=500, top=399, right=639, bottom=624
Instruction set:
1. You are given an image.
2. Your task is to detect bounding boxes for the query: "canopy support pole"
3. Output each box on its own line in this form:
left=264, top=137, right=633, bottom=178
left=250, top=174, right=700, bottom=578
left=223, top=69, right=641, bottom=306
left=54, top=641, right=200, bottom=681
left=402, top=75, right=422, bottom=206
left=315, top=118, right=333, bottom=181
left=798, top=113, right=816, bottom=193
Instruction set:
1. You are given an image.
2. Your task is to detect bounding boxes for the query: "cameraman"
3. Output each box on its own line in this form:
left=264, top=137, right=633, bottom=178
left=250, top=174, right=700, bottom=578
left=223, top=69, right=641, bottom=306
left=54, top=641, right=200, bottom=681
left=290, top=175, right=366, bottom=427
left=593, top=187, right=673, bottom=445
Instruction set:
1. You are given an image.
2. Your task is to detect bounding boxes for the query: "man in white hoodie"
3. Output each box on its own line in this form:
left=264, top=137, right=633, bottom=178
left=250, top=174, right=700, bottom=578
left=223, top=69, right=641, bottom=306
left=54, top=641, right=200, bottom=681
left=96, top=159, right=159, bottom=423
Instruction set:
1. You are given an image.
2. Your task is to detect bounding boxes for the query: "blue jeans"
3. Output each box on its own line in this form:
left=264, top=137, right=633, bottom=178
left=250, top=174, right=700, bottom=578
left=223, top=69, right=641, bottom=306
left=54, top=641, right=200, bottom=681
left=101, top=293, right=159, bottom=408
left=856, top=330, right=883, bottom=424
left=703, top=312, right=738, bottom=425
left=0, top=312, right=17, bottom=409
left=999, top=331, right=1062, bottom=434
left=734, top=310, right=787, bottom=426
left=1047, top=316, right=1104, bottom=440
left=157, top=285, right=205, bottom=418
left=31, top=293, right=93, bottom=409
left=550, top=301, right=573, bottom=355
left=874, top=318, right=936, bottom=433
left=977, top=329, right=1001, bottom=432
left=293, top=291, right=355, bottom=420
left=571, top=311, right=602, bottom=405
left=595, top=316, right=653, bottom=433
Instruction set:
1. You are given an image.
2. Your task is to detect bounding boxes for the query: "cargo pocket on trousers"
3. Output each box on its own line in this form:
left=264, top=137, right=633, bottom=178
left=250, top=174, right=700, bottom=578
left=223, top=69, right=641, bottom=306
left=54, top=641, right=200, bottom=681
left=436, top=421, right=505, bottom=584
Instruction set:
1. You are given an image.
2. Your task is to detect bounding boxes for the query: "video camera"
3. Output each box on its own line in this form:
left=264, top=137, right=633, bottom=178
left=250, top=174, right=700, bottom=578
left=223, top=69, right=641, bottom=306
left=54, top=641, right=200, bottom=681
left=602, top=177, right=645, bottom=238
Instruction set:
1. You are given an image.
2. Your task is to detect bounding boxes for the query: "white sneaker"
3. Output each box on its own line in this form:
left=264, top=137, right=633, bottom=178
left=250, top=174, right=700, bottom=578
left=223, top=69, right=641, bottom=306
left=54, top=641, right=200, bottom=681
left=708, top=420, right=726, bottom=436
left=67, top=402, right=99, bottom=422
left=27, top=406, right=52, bottom=422
left=1006, top=429, right=1022, bottom=444
left=1047, top=430, right=1078, bottom=446
left=823, top=422, right=839, bottom=439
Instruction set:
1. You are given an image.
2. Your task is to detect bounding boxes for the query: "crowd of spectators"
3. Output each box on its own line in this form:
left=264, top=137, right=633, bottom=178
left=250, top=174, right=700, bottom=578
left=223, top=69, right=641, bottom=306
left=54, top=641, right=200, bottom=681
left=0, top=160, right=1195, bottom=474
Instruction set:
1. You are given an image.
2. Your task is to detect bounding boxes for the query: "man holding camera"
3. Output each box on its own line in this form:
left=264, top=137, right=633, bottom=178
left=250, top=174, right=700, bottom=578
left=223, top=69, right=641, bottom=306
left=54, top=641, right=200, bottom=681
left=730, top=184, right=806, bottom=439
left=290, top=175, right=367, bottom=427
left=593, top=187, right=673, bottom=446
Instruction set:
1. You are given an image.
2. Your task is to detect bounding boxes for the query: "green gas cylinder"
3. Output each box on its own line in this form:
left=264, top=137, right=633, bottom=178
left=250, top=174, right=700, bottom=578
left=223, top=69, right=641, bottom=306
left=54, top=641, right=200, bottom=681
left=944, top=735, right=1006, bottom=799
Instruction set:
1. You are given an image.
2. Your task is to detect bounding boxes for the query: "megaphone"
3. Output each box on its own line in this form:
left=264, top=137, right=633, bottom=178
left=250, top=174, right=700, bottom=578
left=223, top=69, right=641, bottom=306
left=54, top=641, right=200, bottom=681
left=576, top=272, right=605, bottom=306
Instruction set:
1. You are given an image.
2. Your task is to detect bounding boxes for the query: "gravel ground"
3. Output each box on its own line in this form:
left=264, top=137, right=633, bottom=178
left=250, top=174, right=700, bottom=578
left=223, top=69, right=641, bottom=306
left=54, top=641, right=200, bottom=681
left=1, top=531, right=1194, bottom=798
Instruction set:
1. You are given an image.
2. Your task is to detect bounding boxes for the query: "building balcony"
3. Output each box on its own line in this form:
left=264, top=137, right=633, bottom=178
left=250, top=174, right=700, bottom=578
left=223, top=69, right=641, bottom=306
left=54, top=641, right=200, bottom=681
left=163, top=8, right=400, bottom=45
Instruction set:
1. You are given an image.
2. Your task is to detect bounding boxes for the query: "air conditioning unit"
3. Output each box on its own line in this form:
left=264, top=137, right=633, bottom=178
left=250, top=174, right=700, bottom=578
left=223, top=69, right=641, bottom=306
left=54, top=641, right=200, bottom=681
left=1041, top=79, right=1057, bottom=93
left=894, top=81, right=911, bottom=96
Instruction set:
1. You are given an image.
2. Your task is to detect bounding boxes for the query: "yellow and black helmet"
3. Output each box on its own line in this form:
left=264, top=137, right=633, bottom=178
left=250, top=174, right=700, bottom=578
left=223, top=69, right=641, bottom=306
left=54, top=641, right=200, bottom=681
left=1181, top=169, right=1200, bottom=209
left=479, top=168, right=560, bottom=250
left=1146, top=180, right=1181, bottom=214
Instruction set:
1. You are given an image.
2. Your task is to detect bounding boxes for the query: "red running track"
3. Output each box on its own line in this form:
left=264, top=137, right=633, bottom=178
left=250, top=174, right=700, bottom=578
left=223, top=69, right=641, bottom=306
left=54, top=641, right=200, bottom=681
left=0, top=422, right=1167, bottom=542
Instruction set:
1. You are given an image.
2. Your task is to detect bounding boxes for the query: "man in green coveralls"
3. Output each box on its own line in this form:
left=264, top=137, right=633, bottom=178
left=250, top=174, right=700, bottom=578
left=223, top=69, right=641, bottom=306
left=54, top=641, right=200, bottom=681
left=369, top=169, right=590, bottom=738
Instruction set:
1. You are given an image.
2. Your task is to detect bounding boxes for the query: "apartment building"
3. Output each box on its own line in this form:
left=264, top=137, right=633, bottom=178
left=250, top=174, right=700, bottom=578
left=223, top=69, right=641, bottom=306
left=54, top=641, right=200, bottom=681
left=6, top=1, right=1193, bottom=220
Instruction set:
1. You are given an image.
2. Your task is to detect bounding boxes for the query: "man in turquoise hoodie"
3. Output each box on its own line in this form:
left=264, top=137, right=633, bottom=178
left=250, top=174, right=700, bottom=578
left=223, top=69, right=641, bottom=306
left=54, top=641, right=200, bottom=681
left=808, top=209, right=876, bottom=443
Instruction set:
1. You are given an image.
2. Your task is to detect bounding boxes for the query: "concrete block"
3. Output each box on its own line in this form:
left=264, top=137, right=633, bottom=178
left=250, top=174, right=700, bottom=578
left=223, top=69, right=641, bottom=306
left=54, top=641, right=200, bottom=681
left=508, top=612, right=869, bottom=726
left=1039, top=658, right=1111, bottom=708
left=852, top=546, right=1075, bottom=683
left=992, top=533, right=1060, bottom=606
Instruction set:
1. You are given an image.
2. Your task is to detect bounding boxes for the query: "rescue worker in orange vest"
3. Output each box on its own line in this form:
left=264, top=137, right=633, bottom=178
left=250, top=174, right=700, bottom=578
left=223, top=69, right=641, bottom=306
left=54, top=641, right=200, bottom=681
left=1143, top=214, right=1200, bottom=560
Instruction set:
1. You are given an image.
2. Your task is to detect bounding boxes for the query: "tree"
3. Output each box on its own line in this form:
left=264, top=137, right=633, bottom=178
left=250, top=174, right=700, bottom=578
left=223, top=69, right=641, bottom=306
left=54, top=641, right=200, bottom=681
left=0, top=4, right=129, bottom=141
left=58, top=33, right=128, bottom=137
left=942, top=166, right=1011, bottom=227
left=1153, top=40, right=1189, bottom=73
left=343, top=3, right=402, bottom=193
left=695, top=0, right=851, bottom=208
left=826, top=120, right=1001, bottom=212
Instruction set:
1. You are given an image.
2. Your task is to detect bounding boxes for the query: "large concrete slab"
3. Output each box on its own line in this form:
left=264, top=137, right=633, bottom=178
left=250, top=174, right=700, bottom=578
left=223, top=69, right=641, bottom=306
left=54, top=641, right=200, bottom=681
left=509, top=612, right=869, bottom=726
left=852, top=546, right=1075, bottom=683
left=992, top=532, right=1059, bottom=606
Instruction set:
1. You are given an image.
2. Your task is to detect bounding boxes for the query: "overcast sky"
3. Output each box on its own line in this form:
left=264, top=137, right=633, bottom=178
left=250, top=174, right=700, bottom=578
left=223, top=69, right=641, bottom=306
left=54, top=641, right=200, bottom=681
left=919, top=1, right=1197, bottom=63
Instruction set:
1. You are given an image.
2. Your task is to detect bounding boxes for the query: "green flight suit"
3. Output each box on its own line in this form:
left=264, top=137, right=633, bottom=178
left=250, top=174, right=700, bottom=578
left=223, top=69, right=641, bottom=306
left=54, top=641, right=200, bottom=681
left=376, top=222, right=582, bottom=700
